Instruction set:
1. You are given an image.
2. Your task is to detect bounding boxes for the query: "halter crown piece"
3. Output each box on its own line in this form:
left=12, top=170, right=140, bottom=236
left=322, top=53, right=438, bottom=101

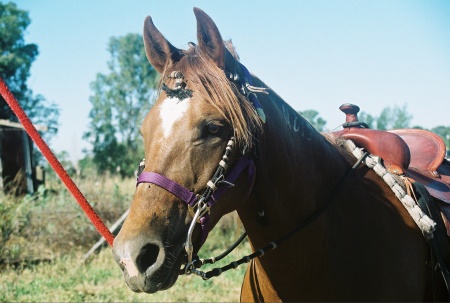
left=229, top=63, right=268, bottom=123
left=136, top=62, right=265, bottom=274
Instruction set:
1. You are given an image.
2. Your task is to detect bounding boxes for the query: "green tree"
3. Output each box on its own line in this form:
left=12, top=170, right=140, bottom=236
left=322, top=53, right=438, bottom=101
left=431, top=125, right=450, bottom=154
left=376, top=104, right=412, bottom=130
left=84, top=33, right=158, bottom=177
left=358, top=104, right=412, bottom=130
left=358, top=105, right=449, bottom=154
left=0, top=2, right=59, bottom=137
left=298, top=109, right=327, bottom=132
left=358, top=112, right=376, bottom=129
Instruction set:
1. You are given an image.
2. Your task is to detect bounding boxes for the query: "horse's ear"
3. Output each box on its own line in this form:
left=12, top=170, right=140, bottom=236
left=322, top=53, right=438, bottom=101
left=194, top=8, right=226, bottom=69
left=143, top=16, right=183, bottom=73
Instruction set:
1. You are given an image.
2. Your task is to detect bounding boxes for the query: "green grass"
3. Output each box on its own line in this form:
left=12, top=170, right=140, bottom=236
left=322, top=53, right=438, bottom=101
left=0, top=173, right=250, bottom=302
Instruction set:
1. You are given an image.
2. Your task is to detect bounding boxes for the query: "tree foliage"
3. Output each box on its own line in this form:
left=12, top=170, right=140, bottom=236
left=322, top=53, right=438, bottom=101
left=358, top=111, right=376, bottom=129
left=377, top=104, right=412, bottom=130
left=358, top=104, right=449, bottom=153
left=359, top=104, right=412, bottom=130
left=431, top=125, right=450, bottom=154
left=0, top=2, right=59, bottom=136
left=84, top=33, right=158, bottom=177
left=298, top=109, right=327, bottom=132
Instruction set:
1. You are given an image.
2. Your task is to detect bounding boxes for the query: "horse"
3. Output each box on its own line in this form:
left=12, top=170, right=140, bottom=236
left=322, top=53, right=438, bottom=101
left=112, top=8, right=447, bottom=301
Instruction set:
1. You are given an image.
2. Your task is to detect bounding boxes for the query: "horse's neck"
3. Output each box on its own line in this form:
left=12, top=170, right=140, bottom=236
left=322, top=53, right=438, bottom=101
left=237, top=79, right=430, bottom=302
left=237, top=80, right=352, bottom=298
left=251, top=85, right=350, bottom=221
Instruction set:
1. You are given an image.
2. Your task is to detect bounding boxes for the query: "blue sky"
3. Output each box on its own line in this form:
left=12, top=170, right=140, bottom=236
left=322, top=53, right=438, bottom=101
left=12, top=0, right=450, bottom=163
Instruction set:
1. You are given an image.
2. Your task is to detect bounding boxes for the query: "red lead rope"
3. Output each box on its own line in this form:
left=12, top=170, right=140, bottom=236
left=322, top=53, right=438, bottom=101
left=0, top=77, right=115, bottom=246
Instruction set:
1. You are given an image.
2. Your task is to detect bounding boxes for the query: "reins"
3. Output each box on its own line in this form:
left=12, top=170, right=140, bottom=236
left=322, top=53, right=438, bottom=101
left=135, top=61, right=373, bottom=281
left=184, top=151, right=369, bottom=280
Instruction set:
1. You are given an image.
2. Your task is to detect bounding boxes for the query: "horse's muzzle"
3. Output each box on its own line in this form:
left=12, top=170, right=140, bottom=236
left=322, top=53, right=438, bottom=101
left=112, top=236, right=185, bottom=293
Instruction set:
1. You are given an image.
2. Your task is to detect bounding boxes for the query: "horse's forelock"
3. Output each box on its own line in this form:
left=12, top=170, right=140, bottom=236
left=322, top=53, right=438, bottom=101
left=158, top=45, right=262, bottom=149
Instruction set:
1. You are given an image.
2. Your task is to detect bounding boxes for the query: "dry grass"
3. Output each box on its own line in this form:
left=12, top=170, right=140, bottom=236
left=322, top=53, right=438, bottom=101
left=1, top=172, right=134, bottom=263
left=0, top=173, right=250, bottom=302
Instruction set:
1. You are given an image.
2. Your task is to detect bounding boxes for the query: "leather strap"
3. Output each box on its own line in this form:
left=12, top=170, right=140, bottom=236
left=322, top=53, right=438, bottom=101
left=414, top=182, right=450, bottom=300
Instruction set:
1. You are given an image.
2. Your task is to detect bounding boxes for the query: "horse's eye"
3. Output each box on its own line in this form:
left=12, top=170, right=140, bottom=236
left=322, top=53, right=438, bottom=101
left=207, top=122, right=221, bottom=135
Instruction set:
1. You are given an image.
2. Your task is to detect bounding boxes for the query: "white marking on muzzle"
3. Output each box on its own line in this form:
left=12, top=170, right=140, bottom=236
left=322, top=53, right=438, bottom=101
left=159, top=97, right=191, bottom=138
left=119, top=243, right=139, bottom=278
left=120, top=258, right=139, bottom=278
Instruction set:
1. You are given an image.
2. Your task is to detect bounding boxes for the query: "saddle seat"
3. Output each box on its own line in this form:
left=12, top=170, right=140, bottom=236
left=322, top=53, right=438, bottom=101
left=331, top=104, right=450, bottom=204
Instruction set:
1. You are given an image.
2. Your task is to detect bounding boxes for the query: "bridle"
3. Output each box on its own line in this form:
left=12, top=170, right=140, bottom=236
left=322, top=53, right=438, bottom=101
left=137, top=138, right=255, bottom=270
left=136, top=61, right=370, bottom=280
left=136, top=62, right=265, bottom=274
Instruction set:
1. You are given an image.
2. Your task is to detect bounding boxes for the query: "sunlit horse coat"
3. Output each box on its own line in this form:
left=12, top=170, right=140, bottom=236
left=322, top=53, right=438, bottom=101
left=113, top=8, right=446, bottom=302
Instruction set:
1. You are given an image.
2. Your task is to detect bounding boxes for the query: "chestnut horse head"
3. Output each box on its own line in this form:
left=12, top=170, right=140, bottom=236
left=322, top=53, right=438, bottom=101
left=113, top=8, right=263, bottom=293
left=113, top=8, right=442, bottom=301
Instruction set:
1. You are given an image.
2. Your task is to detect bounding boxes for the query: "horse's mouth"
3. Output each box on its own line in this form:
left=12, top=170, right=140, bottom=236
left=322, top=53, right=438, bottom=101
left=140, top=249, right=185, bottom=293
left=156, top=251, right=185, bottom=291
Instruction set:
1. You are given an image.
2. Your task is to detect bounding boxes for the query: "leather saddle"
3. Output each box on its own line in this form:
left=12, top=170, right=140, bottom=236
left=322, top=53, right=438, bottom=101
left=330, top=104, right=450, bottom=291
left=331, top=104, right=450, bottom=204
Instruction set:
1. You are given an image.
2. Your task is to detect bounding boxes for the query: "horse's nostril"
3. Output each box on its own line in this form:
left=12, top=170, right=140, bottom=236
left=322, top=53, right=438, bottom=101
left=136, top=243, right=160, bottom=273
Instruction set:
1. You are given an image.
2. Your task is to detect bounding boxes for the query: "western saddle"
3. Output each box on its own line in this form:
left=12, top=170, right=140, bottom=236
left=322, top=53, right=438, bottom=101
left=332, top=103, right=450, bottom=295
left=332, top=103, right=450, bottom=232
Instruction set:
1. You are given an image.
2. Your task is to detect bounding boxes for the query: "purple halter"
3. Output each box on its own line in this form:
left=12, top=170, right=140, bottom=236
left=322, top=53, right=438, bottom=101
left=136, top=154, right=256, bottom=248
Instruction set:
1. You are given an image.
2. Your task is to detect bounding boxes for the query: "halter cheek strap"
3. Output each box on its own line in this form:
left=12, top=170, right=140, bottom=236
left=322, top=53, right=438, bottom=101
left=199, top=156, right=256, bottom=245
left=136, top=155, right=256, bottom=248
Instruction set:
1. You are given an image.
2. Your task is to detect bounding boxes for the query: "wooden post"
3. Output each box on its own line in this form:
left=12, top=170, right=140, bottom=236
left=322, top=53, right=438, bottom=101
left=82, top=209, right=129, bottom=262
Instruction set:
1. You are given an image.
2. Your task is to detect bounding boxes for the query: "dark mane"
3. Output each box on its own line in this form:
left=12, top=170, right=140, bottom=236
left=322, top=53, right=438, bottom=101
left=159, top=44, right=263, bottom=148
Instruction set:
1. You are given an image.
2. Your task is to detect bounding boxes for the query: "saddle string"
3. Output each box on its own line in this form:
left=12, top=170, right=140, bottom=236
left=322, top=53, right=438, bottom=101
left=403, top=176, right=419, bottom=203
